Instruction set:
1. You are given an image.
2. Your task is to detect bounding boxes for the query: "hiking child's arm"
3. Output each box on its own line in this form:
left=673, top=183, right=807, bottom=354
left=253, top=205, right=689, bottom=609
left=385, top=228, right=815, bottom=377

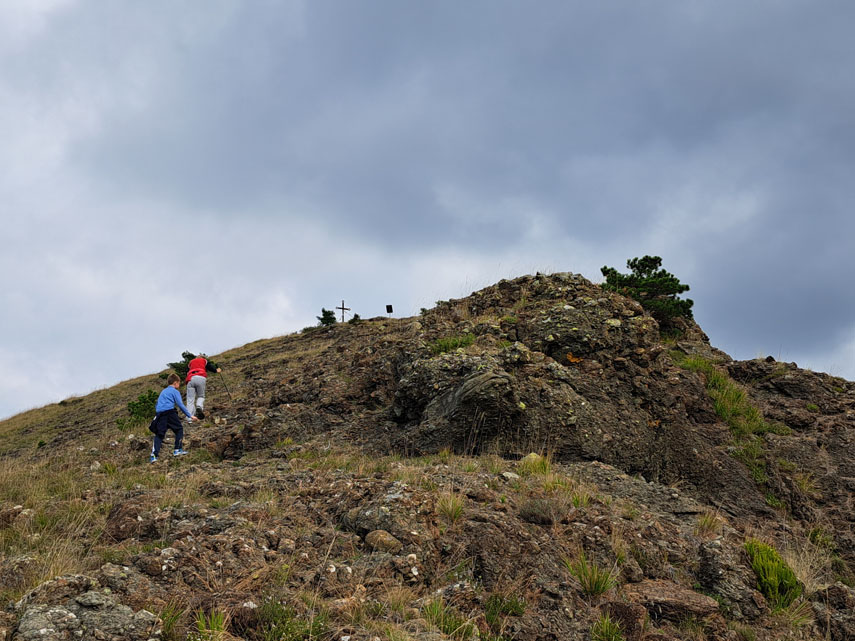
left=205, top=359, right=221, bottom=373
left=169, top=387, right=194, bottom=418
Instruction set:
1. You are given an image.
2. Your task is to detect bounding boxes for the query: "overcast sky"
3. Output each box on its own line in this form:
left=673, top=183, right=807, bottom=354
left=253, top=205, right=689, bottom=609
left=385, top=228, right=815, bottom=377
left=1, top=0, right=853, bottom=419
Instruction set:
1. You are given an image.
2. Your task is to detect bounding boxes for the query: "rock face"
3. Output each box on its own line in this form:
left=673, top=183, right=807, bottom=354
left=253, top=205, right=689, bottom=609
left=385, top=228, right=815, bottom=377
left=185, top=271, right=855, bottom=570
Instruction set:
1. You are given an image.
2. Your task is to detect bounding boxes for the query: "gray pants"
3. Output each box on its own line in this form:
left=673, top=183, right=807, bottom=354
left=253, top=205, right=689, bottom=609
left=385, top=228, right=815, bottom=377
left=186, top=375, right=207, bottom=416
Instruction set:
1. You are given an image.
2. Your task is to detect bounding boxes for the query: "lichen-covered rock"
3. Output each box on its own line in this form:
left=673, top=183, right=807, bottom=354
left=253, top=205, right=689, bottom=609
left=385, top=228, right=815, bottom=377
left=12, top=576, right=159, bottom=641
left=14, top=575, right=99, bottom=611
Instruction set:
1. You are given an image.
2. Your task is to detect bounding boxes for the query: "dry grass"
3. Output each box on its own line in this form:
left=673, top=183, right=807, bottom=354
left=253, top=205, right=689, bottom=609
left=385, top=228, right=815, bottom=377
left=517, top=453, right=552, bottom=476
left=780, top=539, right=833, bottom=595
left=695, top=509, right=725, bottom=539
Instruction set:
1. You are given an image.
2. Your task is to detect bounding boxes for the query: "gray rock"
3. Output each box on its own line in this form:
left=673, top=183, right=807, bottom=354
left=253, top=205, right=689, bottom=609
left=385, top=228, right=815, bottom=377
left=12, top=576, right=160, bottom=641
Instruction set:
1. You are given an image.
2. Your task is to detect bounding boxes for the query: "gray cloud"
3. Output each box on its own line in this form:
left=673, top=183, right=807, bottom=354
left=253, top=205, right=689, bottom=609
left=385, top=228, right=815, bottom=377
left=1, top=0, right=854, bottom=417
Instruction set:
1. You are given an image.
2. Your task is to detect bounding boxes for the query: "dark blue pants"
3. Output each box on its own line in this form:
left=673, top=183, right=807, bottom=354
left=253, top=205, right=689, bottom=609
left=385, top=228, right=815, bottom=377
left=151, top=409, right=184, bottom=456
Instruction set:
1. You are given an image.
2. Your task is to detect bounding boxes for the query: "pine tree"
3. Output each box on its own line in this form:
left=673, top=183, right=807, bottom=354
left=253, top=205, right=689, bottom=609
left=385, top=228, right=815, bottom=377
left=167, top=351, right=196, bottom=378
left=317, top=308, right=337, bottom=327
left=601, top=255, right=693, bottom=328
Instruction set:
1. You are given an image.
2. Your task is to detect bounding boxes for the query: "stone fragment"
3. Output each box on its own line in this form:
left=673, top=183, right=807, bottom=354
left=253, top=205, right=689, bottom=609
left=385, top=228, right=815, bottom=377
left=365, top=530, right=403, bottom=554
left=624, top=579, right=719, bottom=622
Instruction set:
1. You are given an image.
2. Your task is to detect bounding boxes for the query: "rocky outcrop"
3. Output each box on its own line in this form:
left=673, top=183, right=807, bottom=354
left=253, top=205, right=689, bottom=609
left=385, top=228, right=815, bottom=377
left=12, top=575, right=158, bottom=641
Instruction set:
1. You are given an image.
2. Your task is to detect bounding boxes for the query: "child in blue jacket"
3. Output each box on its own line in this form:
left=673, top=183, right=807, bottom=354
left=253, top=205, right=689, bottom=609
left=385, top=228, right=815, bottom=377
left=150, top=373, right=198, bottom=462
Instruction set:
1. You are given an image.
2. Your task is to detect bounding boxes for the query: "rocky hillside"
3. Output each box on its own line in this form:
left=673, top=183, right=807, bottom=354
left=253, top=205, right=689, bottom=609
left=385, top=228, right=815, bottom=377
left=1, top=272, right=853, bottom=641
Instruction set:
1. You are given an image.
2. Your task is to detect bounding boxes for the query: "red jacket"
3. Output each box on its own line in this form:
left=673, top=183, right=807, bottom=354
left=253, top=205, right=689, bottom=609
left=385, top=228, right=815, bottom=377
left=186, top=357, right=212, bottom=382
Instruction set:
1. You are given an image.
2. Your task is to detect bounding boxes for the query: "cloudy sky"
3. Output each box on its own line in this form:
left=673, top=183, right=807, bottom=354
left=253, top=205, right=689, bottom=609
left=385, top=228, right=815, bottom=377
left=1, top=0, right=853, bottom=419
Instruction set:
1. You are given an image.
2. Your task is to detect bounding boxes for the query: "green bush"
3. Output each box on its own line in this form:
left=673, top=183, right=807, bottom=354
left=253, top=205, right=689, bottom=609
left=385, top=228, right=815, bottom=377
left=744, top=539, right=803, bottom=610
left=601, top=255, right=693, bottom=328
left=117, top=389, right=158, bottom=431
left=317, top=308, right=337, bottom=327
left=430, top=333, right=475, bottom=355
left=167, top=351, right=196, bottom=379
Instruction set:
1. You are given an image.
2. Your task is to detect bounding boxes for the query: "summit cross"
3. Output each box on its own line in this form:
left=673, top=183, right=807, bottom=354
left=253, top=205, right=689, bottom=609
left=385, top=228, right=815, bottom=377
left=336, top=300, right=351, bottom=322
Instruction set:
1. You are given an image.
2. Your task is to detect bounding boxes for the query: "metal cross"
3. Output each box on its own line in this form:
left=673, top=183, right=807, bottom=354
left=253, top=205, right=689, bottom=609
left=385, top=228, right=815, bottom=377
left=336, top=299, right=351, bottom=322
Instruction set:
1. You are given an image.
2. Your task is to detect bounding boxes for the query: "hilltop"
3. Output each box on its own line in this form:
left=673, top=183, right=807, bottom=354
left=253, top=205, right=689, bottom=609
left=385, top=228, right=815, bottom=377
left=1, top=272, right=854, bottom=641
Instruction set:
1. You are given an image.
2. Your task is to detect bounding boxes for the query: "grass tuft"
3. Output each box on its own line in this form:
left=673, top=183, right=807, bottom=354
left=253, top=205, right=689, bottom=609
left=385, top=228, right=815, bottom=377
left=591, top=613, right=624, bottom=641
left=422, top=598, right=476, bottom=640
left=437, top=492, right=466, bottom=525
left=563, top=551, right=618, bottom=596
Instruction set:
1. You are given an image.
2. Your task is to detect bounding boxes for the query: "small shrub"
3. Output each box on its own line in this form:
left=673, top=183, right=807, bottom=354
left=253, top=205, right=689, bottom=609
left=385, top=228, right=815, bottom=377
left=591, top=613, right=624, bottom=641
left=167, top=351, right=196, bottom=378
left=744, top=539, right=803, bottom=610
left=805, top=403, right=819, bottom=413
left=765, top=493, right=785, bottom=509
left=117, top=389, right=158, bottom=431
left=563, top=551, right=618, bottom=596
left=317, top=308, right=337, bottom=327
left=430, top=333, right=475, bottom=355
left=601, top=255, right=693, bottom=328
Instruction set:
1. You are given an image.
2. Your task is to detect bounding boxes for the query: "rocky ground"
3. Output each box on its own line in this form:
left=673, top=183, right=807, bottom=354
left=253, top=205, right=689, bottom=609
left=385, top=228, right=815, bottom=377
left=1, top=272, right=854, bottom=640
